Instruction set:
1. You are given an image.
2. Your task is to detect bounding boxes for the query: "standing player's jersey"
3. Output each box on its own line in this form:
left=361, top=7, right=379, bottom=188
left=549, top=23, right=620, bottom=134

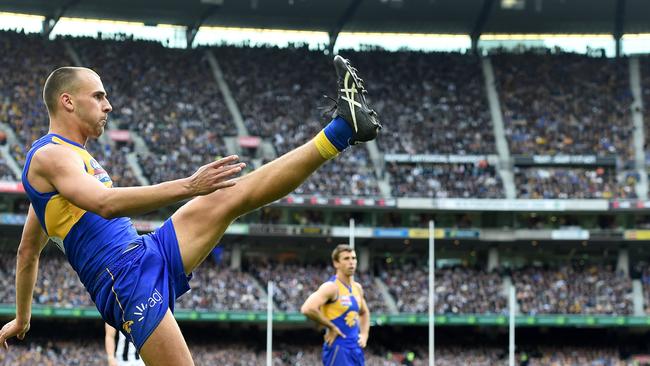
left=321, top=275, right=361, bottom=347
left=22, top=134, right=139, bottom=290
left=114, top=330, right=144, bottom=366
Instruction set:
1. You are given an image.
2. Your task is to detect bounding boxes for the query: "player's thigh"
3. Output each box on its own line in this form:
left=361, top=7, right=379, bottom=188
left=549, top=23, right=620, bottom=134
left=171, top=186, right=243, bottom=273
left=139, top=309, right=193, bottom=366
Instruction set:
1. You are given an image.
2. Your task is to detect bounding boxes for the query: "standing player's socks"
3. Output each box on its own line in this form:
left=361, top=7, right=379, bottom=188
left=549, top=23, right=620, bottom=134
left=313, top=116, right=353, bottom=159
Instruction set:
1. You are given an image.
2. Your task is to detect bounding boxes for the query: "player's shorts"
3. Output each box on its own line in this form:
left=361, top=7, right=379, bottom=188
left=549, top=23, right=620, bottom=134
left=91, top=219, right=191, bottom=351
left=322, top=344, right=365, bottom=366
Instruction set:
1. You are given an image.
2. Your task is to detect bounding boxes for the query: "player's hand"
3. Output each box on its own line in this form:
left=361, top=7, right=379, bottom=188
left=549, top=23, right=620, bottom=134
left=0, top=318, right=30, bottom=349
left=107, top=357, right=118, bottom=366
left=324, top=325, right=345, bottom=346
left=187, top=155, right=246, bottom=196
left=358, top=333, right=368, bottom=348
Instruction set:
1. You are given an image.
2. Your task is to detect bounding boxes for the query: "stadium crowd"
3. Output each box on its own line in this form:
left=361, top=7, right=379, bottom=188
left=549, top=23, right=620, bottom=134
left=290, top=150, right=381, bottom=197
left=3, top=31, right=650, bottom=199
left=0, top=340, right=631, bottom=365
left=222, top=47, right=495, bottom=155
left=0, top=253, right=641, bottom=317
left=0, top=159, right=16, bottom=181
left=0, top=254, right=93, bottom=308
left=0, top=31, right=67, bottom=168
left=494, top=50, right=637, bottom=200
left=0, top=339, right=415, bottom=365
left=2, top=22, right=650, bottom=366
left=642, top=57, right=650, bottom=170
left=514, top=167, right=638, bottom=199
left=523, top=346, right=624, bottom=366
left=348, top=49, right=499, bottom=199
left=0, top=31, right=140, bottom=188
left=381, top=264, right=507, bottom=314
left=493, top=51, right=633, bottom=157
left=349, top=50, right=494, bottom=155
left=177, top=260, right=268, bottom=311
left=0, top=252, right=642, bottom=366
left=388, top=162, right=504, bottom=198
left=636, top=262, right=650, bottom=314
left=0, top=340, right=103, bottom=366
left=511, top=264, right=633, bottom=315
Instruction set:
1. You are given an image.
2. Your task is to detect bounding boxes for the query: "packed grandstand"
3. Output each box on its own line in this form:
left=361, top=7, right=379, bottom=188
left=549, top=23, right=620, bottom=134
left=4, top=21, right=650, bottom=365
left=2, top=30, right=646, bottom=200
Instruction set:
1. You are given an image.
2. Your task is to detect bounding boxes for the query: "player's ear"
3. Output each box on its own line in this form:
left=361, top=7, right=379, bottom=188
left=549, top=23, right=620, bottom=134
left=60, top=93, right=74, bottom=113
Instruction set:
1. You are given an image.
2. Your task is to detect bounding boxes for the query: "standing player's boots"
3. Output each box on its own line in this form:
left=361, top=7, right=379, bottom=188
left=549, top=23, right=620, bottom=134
left=332, top=55, right=382, bottom=144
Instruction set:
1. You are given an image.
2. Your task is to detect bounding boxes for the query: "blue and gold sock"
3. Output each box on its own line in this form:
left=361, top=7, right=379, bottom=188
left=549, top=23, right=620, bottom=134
left=313, top=117, right=353, bottom=159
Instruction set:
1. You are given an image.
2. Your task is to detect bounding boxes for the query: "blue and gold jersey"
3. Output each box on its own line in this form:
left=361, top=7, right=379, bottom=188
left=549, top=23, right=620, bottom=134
left=22, top=133, right=139, bottom=289
left=321, top=275, right=362, bottom=347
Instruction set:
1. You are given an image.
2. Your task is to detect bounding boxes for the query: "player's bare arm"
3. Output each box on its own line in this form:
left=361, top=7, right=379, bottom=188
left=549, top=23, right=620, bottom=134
left=301, top=281, right=346, bottom=345
left=30, top=143, right=245, bottom=218
left=355, top=282, right=370, bottom=348
left=0, top=205, right=48, bottom=349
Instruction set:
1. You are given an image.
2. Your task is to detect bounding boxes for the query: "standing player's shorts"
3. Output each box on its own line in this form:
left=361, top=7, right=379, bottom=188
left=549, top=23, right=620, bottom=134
left=91, top=219, right=192, bottom=351
left=322, top=344, right=365, bottom=366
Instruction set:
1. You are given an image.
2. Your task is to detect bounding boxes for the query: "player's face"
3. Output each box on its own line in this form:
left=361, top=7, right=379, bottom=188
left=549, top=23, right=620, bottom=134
left=73, top=71, right=112, bottom=139
left=335, top=251, right=357, bottom=276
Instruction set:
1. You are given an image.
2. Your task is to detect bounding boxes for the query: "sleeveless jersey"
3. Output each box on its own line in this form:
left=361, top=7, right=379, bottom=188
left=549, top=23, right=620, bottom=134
left=321, top=275, right=361, bottom=347
left=22, top=133, right=139, bottom=289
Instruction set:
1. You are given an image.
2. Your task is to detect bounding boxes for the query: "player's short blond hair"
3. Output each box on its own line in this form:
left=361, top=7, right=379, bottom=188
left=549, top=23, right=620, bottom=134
left=42, top=66, right=95, bottom=115
left=331, top=244, right=354, bottom=264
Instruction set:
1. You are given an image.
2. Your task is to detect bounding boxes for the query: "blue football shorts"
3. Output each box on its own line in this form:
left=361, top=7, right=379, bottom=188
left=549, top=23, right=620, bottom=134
left=90, top=219, right=191, bottom=351
left=322, top=343, right=365, bottom=366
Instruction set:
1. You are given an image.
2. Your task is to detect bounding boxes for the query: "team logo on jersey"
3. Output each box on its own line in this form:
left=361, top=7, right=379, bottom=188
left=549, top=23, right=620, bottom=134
left=122, top=320, right=134, bottom=334
left=345, top=311, right=358, bottom=327
left=133, top=288, right=163, bottom=322
left=339, top=295, right=352, bottom=307
left=89, top=158, right=111, bottom=184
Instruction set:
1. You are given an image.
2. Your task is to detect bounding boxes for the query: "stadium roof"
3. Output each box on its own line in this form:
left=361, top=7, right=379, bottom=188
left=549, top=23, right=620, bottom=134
left=1, top=0, right=649, bottom=37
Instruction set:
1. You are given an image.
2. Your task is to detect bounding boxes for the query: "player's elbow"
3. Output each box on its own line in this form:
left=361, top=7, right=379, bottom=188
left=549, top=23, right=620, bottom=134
left=300, top=303, right=314, bottom=316
left=94, top=193, right=120, bottom=219
left=95, top=202, right=117, bottom=219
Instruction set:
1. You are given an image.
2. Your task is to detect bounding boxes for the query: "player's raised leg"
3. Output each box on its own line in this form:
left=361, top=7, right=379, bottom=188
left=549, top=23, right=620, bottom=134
left=172, top=55, right=381, bottom=273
